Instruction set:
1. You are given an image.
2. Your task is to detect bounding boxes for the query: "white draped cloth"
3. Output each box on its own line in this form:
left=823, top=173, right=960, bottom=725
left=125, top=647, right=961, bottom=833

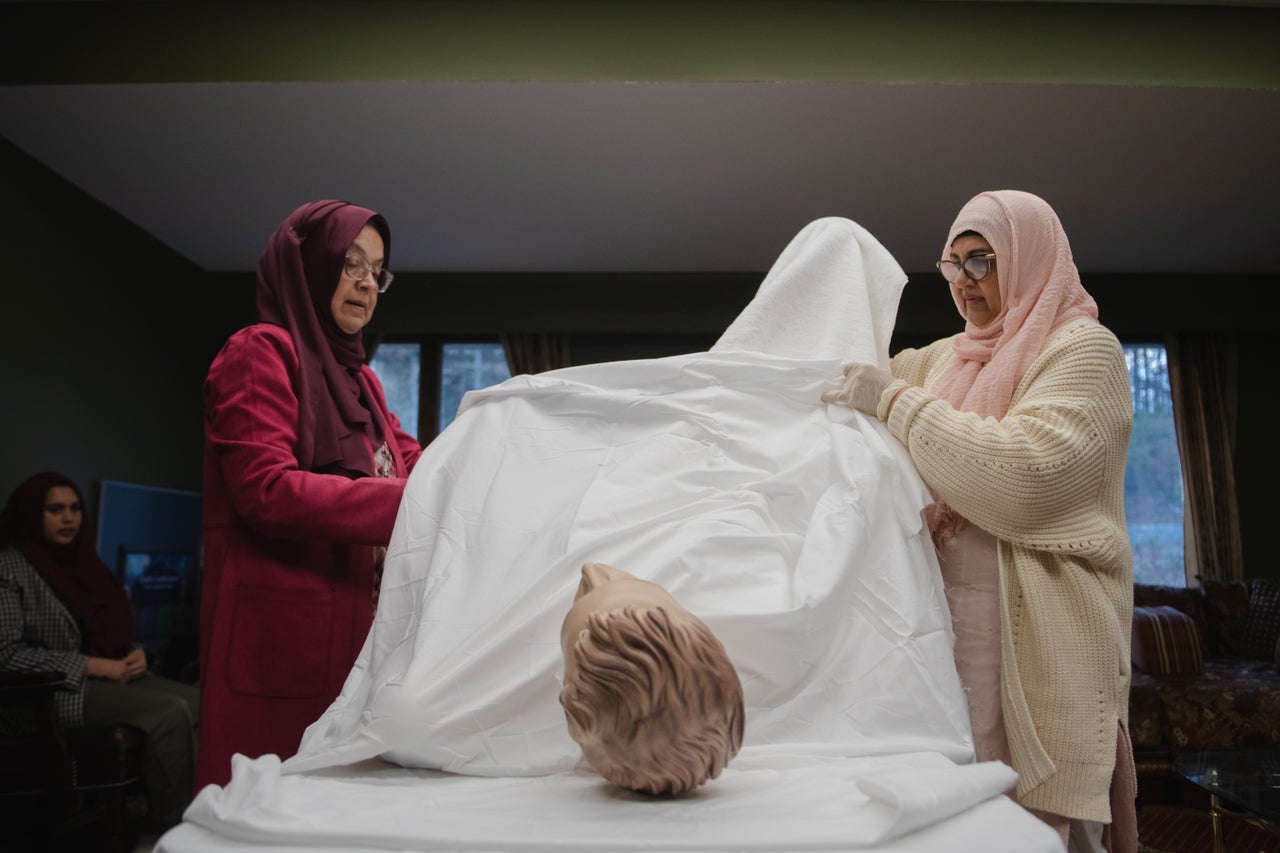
left=160, top=218, right=1065, bottom=853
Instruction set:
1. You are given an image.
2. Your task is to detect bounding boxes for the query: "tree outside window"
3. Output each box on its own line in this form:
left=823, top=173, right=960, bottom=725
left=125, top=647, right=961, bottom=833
left=439, top=343, right=510, bottom=431
left=1123, top=344, right=1185, bottom=586
left=369, top=342, right=422, bottom=439
left=370, top=339, right=511, bottom=443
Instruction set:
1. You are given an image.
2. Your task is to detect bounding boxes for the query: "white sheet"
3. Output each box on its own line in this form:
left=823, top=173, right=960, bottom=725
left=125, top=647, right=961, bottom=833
left=285, top=216, right=971, bottom=777
left=711, top=215, right=904, bottom=364
left=159, top=218, right=1064, bottom=852
left=159, top=750, right=1065, bottom=853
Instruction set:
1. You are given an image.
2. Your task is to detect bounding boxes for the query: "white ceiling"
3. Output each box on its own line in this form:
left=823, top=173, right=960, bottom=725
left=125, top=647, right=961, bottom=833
left=2, top=78, right=1278, bottom=276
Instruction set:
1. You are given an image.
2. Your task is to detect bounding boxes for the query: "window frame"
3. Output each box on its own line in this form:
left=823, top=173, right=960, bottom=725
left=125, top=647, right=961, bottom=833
left=369, top=333, right=507, bottom=443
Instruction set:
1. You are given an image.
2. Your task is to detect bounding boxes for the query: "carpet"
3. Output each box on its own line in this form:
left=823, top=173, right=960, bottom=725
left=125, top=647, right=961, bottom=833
left=1137, top=805, right=1279, bottom=853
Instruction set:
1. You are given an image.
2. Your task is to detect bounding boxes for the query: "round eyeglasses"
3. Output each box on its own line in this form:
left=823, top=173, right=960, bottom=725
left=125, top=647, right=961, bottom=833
left=343, top=252, right=394, bottom=293
left=936, top=253, right=996, bottom=284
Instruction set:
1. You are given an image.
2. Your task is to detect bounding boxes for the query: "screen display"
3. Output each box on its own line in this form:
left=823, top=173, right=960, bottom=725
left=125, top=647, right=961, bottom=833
left=117, top=548, right=198, bottom=672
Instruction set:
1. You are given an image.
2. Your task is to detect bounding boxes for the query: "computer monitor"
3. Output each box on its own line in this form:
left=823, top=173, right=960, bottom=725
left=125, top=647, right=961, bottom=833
left=117, top=547, right=199, bottom=679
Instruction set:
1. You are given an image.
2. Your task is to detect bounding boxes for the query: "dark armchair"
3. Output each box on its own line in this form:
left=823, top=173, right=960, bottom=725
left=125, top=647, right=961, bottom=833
left=0, top=670, right=145, bottom=853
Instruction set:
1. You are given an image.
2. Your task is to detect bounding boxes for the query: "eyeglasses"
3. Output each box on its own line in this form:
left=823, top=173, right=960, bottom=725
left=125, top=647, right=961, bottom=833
left=936, top=253, right=996, bottom=284
left=343, top=252, right=394, bottom=293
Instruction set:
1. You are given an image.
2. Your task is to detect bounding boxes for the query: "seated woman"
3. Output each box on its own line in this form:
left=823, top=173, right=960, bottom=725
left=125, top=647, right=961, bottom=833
left=559, top=562, right=744, bottom=796
left=0, top=471, right=199, bottom=830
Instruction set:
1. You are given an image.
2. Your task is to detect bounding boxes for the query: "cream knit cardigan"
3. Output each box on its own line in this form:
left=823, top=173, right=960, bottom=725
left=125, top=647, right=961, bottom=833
left=881, top=317, right=1134, bottom=822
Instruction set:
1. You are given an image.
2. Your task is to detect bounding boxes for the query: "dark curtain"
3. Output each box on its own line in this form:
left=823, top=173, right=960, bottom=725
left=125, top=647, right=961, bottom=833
left=501, top=333, right=572, bottom=376
left=1167, top=333, right=1243, bottom=583
left=363, top=332, right=383, bottom=362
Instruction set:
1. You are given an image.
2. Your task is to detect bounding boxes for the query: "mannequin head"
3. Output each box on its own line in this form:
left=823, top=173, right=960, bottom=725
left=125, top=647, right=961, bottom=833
left=558, top=562, right=744, bottom=796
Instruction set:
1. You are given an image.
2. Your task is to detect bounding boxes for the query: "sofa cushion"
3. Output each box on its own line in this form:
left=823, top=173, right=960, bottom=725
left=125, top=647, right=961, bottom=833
left=1240, top=579, right=1280, bottom=662
left=1129, top=657, right=1280, bottom=754
left=1200, top=578, right=1252, bottom=656
left=1133, top=584, right=1210, bottom=651
left=1131, top=605, right=1205, bottom=676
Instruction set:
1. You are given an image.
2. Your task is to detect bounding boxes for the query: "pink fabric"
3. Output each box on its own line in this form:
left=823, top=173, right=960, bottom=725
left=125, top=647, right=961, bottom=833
left=1105, top=725, right=1138, bottom=853
left=937, top=523, right=1011, bottom=769
left=924, top=190, right=1100, bottom=546
left=928, top=190, right=1099, bottom=419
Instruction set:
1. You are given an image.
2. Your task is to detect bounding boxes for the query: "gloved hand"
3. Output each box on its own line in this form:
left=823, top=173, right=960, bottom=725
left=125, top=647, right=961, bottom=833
left=821, top=362, right=895, bottom=416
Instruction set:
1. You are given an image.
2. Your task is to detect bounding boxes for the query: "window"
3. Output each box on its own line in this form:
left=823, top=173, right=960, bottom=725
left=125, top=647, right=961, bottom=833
left=439, top=342, right=510, bottom=431
left=369, top=338, right=511, bottom=442
left=368, top=342, right=421, bottom=438
left=1123, top=344, right=1185, bottom=586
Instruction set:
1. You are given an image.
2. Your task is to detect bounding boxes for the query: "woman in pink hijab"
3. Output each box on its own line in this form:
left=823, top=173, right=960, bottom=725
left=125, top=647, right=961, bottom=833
left=197, top=201, right=422, bottom=790
left=824, top=191, right=1136, bottom=853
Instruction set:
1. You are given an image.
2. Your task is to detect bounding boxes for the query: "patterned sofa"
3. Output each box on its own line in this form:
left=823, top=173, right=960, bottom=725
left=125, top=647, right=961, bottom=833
left=1128, top=578, right=1280, bottom=778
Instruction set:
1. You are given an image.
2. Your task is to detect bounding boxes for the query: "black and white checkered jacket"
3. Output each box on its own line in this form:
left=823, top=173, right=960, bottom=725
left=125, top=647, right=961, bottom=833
left=0, top=546, right=87, bottom=734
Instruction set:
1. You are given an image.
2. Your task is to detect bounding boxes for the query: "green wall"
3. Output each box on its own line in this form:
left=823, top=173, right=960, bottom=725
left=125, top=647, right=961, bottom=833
left=4, top=1, right=1278, bottom=89
left=0, top=137, right=217, bottom=508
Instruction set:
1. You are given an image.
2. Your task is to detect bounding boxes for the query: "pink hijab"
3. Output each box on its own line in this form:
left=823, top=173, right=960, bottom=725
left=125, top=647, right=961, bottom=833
left=928, top=190, right=1098, bottom=418
left=925, top=191, right=1098, bottom=542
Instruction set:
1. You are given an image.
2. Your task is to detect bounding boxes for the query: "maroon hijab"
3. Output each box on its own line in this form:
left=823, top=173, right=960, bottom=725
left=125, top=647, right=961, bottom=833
left=0, top=472, right=134, bottom=658
left=256, top=200, right=393, bottom=476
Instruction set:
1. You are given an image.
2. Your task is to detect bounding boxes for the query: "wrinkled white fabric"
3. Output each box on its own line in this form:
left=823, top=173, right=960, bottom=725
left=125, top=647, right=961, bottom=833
left=158, top=751, right=1062, bottom=853
left=286, top=217, right=972, bottom=777
left=161, top=218, right=1064, bottom=852
left=712, top=216, right=905, bottom=366
left=287, top=348, right=971, bottom=776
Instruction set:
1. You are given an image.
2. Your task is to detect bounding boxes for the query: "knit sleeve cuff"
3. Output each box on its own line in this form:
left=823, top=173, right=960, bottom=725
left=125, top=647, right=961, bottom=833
left=876, top=379, right=911, bottom=423
left=883, top=383, right=933, bottom=444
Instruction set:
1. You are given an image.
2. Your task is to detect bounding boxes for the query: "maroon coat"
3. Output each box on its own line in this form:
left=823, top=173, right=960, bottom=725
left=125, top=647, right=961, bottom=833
left=196, top=324, right=421, bottom=789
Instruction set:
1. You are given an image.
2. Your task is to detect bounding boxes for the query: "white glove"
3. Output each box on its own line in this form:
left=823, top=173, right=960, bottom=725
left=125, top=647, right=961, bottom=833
left=821, top=362, right=895, bottom=416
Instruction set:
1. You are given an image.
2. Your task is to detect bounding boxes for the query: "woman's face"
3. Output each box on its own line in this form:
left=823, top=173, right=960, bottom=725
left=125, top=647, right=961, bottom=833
left=42, top=485, right=82, bottom=546
left=560, top=562, right=685, bottom=661
left=330, top=224, right=385, bottom=335
left=948, top=233, right=1002, bottom=328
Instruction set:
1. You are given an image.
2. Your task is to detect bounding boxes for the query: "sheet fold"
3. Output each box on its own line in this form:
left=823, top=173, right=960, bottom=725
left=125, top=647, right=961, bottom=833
left=170, top=751, right=1040, bottom=852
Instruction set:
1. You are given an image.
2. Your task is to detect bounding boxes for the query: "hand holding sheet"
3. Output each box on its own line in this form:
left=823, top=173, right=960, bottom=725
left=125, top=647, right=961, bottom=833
left=822, top=362, right=896, bottom=415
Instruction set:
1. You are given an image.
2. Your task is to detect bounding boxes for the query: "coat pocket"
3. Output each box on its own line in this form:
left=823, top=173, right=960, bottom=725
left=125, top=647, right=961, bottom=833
left=227, top=586, right=333, bottom=698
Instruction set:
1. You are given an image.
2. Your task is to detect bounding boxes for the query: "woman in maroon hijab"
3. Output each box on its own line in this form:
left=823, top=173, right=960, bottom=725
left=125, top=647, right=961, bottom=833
left=0, top=471, right=198, bottom=829
left=197, top=201, right=421, bottom=790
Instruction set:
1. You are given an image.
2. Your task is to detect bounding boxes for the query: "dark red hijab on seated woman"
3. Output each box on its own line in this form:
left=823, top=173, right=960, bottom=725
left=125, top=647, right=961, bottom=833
left=0, top=471, right=134, bottom=658
left=254, top=200, right=393, bottom=477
